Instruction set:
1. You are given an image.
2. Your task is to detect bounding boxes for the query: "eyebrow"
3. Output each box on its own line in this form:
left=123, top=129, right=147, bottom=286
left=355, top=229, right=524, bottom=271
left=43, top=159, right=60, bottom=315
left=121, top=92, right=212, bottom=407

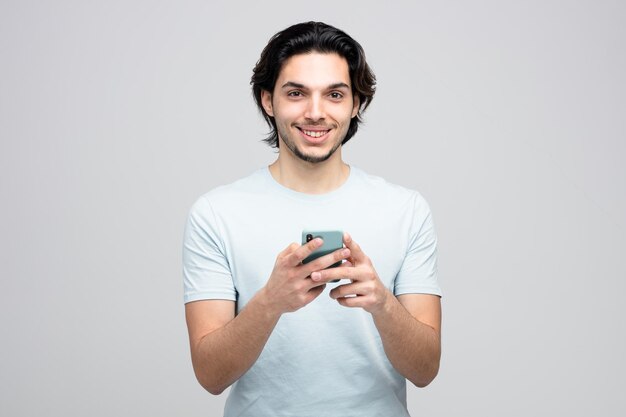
left=281, top=81, right=351, bottom=90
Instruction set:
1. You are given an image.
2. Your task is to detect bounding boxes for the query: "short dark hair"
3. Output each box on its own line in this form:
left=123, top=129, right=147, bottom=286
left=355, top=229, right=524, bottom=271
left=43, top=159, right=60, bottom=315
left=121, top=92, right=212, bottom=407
left=251, top=21, right=376, bottom=148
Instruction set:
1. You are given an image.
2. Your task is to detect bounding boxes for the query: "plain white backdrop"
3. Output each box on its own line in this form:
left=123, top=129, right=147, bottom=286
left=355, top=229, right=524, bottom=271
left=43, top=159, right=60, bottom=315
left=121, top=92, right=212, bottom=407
left=1, top=1, right=625, bottom=415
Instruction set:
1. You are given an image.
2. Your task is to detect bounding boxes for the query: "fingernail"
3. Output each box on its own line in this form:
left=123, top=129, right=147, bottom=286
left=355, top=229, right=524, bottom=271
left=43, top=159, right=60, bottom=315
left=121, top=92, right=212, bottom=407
left=311, top=272, right=321, bottom=281
left=314, top=238, right=323, bottom=246
left=342, top=249, right=350, bottom=257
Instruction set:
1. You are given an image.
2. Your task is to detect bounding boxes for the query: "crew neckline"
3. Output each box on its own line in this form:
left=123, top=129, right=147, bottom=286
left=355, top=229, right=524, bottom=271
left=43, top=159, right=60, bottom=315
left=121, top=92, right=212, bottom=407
left=262, top=165, right=358, bottom=202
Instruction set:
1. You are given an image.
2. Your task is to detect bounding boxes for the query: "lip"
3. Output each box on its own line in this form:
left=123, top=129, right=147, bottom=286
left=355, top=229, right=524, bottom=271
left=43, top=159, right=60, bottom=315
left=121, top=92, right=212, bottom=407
left=296, top=126, right=332, bottom=144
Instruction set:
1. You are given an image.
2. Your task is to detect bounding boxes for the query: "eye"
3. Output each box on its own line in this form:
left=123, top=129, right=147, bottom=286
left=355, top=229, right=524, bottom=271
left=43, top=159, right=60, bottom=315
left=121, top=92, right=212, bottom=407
left=287, top=90, right=303, bottom=97
left=329, top=91, right=344, bottom=100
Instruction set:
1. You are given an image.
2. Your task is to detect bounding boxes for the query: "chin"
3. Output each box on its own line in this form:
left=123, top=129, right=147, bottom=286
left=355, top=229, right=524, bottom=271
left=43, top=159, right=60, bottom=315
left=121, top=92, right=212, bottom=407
left=294, top=149, right=334, bottom=164
left=278, top=130, right=344, bottom=164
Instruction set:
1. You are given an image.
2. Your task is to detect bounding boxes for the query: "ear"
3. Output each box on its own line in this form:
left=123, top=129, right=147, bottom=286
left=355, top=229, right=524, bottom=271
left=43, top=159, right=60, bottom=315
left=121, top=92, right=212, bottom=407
left=261, top=90, right=274, bottom=117
left=351, top=95, right=360, bottom=118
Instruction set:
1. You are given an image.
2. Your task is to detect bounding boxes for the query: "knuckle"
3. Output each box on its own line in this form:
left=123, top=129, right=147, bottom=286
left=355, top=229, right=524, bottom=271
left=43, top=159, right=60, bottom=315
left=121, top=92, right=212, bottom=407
left=297, top=293, right=308, bottom=305
left=280, top=252, right=293, bottom=264
left=304, top=260, right=314, bottom=270
left=311, top=258, right=326, bottom=271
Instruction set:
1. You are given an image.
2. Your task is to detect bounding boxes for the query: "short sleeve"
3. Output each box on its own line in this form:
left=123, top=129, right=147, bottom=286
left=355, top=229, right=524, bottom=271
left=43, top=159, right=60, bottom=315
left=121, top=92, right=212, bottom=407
left=182, top=197, right=237, bottom=303
left=394, top=193, right=442, bottom=297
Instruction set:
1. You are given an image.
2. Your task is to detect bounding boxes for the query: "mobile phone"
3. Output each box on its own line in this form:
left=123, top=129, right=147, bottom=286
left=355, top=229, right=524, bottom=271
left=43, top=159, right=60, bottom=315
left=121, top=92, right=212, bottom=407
left=302, top=230, right=344, bottom=282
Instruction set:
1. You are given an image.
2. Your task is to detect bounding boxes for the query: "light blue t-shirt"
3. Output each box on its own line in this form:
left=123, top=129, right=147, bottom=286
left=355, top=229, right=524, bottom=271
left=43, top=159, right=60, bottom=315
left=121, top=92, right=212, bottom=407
left=183, top=166, right=441, bottom=417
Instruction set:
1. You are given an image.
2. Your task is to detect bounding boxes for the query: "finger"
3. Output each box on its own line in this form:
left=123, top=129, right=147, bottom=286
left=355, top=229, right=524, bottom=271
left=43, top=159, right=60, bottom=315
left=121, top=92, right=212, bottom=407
left=336, top=296, right=362, bottom=308
left=285, top=237, right=323, bottom=266
left=310, top=265, right=355, bottom=283
left=279, top=242, right=300, bottom=257
left=302, top=247, right=351, bottom=275
left=307, top=259, right=353, bottom=288
left=329, top=282, right=367, bottom=299
left=304, top=283, right=326, bottom=304
left=343, top=232, right=367, bottom=263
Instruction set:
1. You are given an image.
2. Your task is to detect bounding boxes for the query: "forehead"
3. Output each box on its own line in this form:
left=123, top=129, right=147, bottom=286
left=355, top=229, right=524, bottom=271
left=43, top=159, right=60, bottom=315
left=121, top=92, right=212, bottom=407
left=276, top=52, right=351, bottom=88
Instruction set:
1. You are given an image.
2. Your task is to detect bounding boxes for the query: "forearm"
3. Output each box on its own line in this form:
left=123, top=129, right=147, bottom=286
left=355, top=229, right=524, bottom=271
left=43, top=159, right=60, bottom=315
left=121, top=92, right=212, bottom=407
left=192, top=288, right=281, bottom=394
left=372, top=293, right=441, bottom=387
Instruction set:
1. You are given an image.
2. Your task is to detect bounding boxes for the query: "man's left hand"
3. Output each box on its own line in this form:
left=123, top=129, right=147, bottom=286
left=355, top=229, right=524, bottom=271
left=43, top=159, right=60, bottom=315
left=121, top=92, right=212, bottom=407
left=310, top=232, right=391, bottom=315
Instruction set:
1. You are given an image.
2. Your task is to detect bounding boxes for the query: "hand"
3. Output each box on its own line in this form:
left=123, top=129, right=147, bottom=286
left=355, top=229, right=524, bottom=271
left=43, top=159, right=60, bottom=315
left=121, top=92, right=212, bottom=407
left=311, top=232, right=392, bottom=315
left=262, top=238, right=352, bottom=315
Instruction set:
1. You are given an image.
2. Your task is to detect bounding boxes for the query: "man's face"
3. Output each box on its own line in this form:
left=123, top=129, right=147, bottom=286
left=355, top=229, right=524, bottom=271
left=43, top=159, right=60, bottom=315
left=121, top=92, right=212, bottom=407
left=262, top=52, right=360, bottom=164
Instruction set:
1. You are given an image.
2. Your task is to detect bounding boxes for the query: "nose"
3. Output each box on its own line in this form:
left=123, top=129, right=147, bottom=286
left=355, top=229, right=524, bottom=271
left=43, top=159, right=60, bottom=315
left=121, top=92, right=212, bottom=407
left=304, top=95, right=325, bottom=121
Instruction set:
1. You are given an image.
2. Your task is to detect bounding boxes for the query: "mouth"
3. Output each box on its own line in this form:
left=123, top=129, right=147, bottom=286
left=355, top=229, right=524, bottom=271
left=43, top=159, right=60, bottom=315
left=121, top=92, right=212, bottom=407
left=296, top=127, right=332, bottom=143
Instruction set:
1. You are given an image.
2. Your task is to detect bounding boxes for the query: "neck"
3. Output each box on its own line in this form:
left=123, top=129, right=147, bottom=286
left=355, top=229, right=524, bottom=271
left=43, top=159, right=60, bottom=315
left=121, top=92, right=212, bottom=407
left=268, top=149, right=350, bottom=194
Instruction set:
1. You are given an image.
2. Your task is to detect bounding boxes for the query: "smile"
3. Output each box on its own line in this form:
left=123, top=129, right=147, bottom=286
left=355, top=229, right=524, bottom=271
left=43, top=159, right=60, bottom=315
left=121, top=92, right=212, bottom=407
left=297, top=127, right=331, bottom=139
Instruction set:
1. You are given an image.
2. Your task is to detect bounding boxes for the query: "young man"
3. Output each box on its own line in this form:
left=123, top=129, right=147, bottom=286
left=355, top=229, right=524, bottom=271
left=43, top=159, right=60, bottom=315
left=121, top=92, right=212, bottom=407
left=183, top=22, right=442, bottom=417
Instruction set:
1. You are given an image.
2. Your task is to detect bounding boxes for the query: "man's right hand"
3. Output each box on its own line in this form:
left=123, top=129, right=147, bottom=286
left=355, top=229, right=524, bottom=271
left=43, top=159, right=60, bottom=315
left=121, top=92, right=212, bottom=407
left=261, top=238, right=351, bottom=315
left=186, top=239, right=350, bottom=395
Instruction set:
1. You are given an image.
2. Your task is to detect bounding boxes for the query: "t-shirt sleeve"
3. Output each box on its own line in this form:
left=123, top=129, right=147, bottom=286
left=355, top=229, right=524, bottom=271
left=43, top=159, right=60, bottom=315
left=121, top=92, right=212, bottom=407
left=394, top=193, right=442, bottom=297
left=182, top=197, right=237, bottom=304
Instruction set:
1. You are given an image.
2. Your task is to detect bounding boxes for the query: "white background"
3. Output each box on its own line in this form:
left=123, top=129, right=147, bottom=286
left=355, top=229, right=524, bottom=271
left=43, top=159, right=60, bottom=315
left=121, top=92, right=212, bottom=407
left=1, top=0, right=625, bottom=415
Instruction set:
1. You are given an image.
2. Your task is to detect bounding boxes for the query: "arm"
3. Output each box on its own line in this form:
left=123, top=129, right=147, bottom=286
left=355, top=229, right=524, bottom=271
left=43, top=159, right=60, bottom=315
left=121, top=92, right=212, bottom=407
left=311, top=233, right=441, bottom=387
left=185, top=292, right=280, bottom=395
left=185, top=239, right=351, bottom=395
left=371, top=293, right=441, bottom=387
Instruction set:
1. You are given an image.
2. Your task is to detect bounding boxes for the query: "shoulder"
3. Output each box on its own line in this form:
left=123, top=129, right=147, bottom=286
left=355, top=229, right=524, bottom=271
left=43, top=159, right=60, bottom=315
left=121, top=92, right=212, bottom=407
left=351, top=167, right=431, bottom=213
left=186, top=169, right=272, bottom=232
left=190, top=168, right=268, bottom=212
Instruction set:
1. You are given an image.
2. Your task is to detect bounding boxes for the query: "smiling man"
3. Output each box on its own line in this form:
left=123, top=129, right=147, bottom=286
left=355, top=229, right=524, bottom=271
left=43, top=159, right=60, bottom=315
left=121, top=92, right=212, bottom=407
left=183, top=22, right=442, bottom=417
left=264, top=53, right=358, bottom=165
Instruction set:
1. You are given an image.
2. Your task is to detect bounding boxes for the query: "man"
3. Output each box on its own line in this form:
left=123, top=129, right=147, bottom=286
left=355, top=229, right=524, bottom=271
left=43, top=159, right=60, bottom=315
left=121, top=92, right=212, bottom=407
left=183, top=22, right=442, bottom=417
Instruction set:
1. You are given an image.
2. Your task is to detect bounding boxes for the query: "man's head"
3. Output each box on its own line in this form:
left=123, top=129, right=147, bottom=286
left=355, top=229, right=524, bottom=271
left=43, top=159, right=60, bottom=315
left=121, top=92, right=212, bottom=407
left=251, top=22, right=376, bottom=152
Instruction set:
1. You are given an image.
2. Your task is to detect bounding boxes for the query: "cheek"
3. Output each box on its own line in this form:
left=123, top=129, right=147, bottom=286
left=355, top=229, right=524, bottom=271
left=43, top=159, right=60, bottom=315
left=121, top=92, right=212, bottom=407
left=273, top=103, right=303, bottom=123
left=333, top=106, right=356, bottom=127
left=336, top=102, right=358, bottom=118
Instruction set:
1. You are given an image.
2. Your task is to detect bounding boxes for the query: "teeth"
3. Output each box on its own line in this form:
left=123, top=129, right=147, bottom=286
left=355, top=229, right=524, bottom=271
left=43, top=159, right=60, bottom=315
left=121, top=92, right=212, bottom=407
left=302, top=130, right=328, bottom=138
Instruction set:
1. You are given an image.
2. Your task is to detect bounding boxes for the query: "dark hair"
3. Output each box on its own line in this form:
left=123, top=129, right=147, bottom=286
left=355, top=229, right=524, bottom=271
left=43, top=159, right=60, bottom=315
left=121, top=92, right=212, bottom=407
left=251, top=21, right=376, bottom=148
